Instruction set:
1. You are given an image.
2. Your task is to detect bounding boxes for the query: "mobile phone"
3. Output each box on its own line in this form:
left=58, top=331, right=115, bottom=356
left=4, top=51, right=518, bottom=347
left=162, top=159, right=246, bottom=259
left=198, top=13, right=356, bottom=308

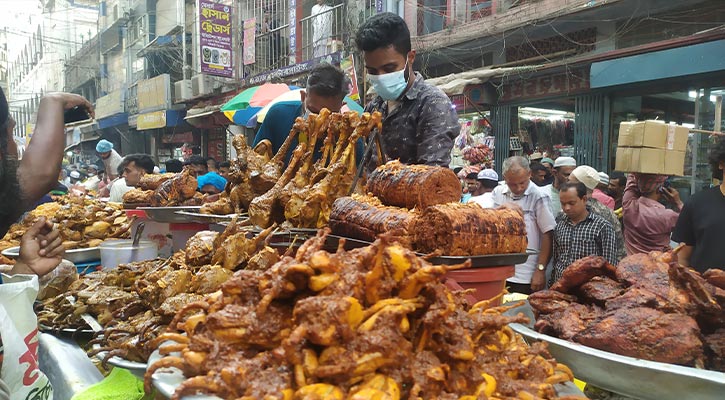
left=64, top=106, right=91, bottom=124
left=663, top=179, right=672, bottom=189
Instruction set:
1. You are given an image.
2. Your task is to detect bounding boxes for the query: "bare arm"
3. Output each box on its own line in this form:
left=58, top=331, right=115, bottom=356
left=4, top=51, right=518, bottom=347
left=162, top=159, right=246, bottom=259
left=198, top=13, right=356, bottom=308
left=677, top=244, right=693, bottom=267
left=17, top=93, right=93, bottom=204
left=538, top=230, right=553, bottom=267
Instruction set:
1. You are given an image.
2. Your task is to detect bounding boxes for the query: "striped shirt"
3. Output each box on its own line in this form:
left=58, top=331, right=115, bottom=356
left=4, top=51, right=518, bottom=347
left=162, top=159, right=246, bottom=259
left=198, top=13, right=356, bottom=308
left=550, top=208, right=617, bottom=285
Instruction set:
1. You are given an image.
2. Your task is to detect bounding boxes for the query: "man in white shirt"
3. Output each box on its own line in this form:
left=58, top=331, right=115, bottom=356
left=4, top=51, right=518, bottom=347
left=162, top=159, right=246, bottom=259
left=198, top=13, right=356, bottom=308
left=467, top=168, right=498, bottom=209
left=311, top=0, right=332, bottom=57
left=492, top=156, right=555, bottom=294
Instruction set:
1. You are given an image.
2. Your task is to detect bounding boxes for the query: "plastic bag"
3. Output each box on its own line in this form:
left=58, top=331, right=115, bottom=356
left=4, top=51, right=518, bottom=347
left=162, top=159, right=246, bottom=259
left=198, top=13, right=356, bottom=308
left=37, top=260, right=78, bottom=301
left=0, top=274, right=53, bottom=400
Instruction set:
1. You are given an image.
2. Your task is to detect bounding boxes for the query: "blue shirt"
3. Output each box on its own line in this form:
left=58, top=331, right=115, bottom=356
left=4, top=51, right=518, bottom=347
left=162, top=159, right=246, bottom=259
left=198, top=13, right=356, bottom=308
left=252, top=100, right=364, bottom=166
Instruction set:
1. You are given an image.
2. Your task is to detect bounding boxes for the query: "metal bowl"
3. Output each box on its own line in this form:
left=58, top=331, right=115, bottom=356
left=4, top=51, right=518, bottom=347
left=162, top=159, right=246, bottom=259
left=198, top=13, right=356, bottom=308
left=2, top=246, right=100, bottom=264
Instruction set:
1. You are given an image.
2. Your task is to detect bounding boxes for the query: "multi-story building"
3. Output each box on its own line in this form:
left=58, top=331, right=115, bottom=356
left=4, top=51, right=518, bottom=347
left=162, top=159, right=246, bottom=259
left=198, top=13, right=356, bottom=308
left=0, top=29, right=8, bottom=95
left=408, top=0, right=725, bottom=196
left=6, top=0, right=98, bottom=151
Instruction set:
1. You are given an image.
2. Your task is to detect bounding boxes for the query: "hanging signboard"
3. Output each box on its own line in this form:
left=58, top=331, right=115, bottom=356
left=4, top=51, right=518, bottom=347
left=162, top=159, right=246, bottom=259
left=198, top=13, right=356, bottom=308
left=340, top=55, right=360, bottom=101
left=199, top=0, right=233, bottom=77
left=243, top=18, right=256, bottom=65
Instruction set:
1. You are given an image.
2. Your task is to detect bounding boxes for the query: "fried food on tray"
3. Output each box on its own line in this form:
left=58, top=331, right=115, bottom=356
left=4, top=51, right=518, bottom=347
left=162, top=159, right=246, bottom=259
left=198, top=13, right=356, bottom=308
left=122, top=188, right=154, bottom=205
left=532, top=250, right=725, bottom=371
left=151, top=167, right=198, bottom=207
left=366, top=160, right=462, bottom=209
left=139, top=173, right=176, bottom=191
left=146, top=229, right=582, bottom=400
left=1, top=197, right=132, bottom=250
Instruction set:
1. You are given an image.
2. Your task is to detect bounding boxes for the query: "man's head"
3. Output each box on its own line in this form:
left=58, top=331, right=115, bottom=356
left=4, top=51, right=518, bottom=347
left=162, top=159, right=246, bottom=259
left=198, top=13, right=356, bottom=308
left=531, top=163, right=548, bottom=187
left=69, top=170, right=82, bottom=184
left=477, top=169, right=499, bottom=193
left=187, top=155, right=208, bottom=176
left=206, top=157, right=218, bottom=172
left=96, top=139, right=114, bottom=159
left=541, top=157, right=554, bottom=173
left=569, top=165, right=600, bottom=194
left=559, top=182, right=589, bottom=221
left=597, top=171, right=610, bottom=192
left=197, top=171, right=227, bottom=195
left=121, top=154, right=155, bottom=187
left=465, top=172, right=480, bottom=196
left=608, top=172, right=626, bottom=199
left=218, top=161, right=231, bottom=180
left=553, top=156, right=576, bottom=187
left=165, top=159, right=183, bottom=173
left=502, top=156, right=531, bottom=197
left=87, top=165, right=98, bottom=177
left=709, top=137, right=725, bottom=181
left=355, top=12, right=414, bottom=101
left=302, top=63, right=349, bottom=114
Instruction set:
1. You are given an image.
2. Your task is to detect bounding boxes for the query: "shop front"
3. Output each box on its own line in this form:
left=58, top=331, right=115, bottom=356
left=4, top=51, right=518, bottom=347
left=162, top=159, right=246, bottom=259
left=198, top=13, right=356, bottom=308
left=184, top=90, right=242, bottom=162
left=490, top=66, right=599, bottom=173
left=136, top=109, right=190, bottom=163
left=64, top=120, right=100, bottom=165
left=589, top=38, right=725, bottom=199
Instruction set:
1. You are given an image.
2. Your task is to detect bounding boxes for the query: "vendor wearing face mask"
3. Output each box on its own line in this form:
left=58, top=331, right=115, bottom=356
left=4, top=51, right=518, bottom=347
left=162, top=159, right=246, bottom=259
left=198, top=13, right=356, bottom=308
left=355, top=12, right=459, bottom=166
left=252, top=63, right=362, bottom=166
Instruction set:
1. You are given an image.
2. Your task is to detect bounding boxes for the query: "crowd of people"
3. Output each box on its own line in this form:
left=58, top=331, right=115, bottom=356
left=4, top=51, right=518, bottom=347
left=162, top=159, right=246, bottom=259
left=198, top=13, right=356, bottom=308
left=459, top=143, right=725, bottom=294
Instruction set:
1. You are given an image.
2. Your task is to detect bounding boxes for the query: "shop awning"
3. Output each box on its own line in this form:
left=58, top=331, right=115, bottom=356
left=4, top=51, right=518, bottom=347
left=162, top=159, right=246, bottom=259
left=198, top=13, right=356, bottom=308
left=426, top=66, right=540, bottom=96
left=590, top=39, right=725, bottom=88
left=64, top=120, right=98, bottom=134
left=136, top=109, right=186, bottom=130
left=184, top=105, right=230, bottom=128
left=97, top=113, right=129, bottom=129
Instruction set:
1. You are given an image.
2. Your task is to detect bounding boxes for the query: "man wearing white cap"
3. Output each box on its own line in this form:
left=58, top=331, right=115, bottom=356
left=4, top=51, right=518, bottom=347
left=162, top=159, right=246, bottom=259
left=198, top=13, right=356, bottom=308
left=467, top=169, right=499, bottom=209
left=569, top=165, right=626, bottom=262
left=592, top=171, right=615, bottom=210
left=546, top=156, right=576, bottom=216
left=492, top=156, right=555, bottom=294
left=96, top=139, right=123, bottom=181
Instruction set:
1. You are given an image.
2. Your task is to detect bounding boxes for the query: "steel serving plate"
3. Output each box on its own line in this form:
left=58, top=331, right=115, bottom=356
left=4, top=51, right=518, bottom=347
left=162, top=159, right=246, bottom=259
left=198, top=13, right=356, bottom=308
left=2, top=246, right=100, bottom=264
left=148, top=345, right=585, bottom=400
left=504, top=301, right=725, bottom=400
left=420, top=249, right=538, bottom=268
left=137, top=206, right=203, bottom=223
left=174, top=211, right=247, bottom=224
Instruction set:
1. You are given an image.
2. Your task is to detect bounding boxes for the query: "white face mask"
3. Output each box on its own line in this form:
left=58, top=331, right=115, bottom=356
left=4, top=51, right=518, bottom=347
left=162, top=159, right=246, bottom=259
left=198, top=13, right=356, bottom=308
left=368, top=60, right=409, bottom=101
left=302, top=107, right=311, bottom=120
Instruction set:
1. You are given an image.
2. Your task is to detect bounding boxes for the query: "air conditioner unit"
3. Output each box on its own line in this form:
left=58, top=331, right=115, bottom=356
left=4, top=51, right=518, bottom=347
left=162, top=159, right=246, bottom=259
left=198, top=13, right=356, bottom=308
left=191, top=74, right=214, bottom=97
left=174, top=79, right=192, bottom=102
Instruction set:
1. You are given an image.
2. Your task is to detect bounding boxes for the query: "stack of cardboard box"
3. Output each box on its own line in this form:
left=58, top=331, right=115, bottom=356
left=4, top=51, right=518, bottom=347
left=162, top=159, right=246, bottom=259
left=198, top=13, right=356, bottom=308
left=614, top=120, right=689, bottom=175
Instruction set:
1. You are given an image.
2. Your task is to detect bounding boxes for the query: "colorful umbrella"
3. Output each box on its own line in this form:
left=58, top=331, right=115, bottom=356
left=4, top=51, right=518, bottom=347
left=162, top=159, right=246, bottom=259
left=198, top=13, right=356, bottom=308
left=222, top=83, right=293, bottom=125
left=249, top=89, right=364, bottom=127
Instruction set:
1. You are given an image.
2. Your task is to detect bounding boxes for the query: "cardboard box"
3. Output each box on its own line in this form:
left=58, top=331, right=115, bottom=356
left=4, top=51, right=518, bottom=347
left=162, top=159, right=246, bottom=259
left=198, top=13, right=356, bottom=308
left=615, top=147, right=685, bottom=176
left=617, top=120, right=688, bottom=152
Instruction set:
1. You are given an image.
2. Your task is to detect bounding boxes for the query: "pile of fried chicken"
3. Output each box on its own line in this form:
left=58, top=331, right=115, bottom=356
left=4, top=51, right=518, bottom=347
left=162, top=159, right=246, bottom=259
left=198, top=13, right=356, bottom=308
left=530, top=250, right=725, bottom=371
left=145, top=229, right=583, bottom=400
left=0, top=196, right=133, bottom=253
left=201, top=110, right=383, bottom=229
left=123, top=166, right=203, bottom=207
left=37, top=220, right=282, bottom=365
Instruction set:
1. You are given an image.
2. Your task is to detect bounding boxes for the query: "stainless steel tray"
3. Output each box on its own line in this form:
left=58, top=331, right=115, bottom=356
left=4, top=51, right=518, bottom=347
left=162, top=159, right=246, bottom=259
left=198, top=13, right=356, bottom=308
left=137, top=206, right=202, bottom=223
left=2, top=246, right=100, bottom=264
left=504, top=301, right=725, bottom=400
left=175, top=211, right=247, bottom=223
left=420, top=249, right=537, bottom=268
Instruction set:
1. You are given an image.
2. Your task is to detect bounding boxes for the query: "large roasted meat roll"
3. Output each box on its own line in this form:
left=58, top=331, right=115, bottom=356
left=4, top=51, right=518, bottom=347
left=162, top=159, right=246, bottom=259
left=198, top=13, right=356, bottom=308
left=411, top=203, right=528, bottom=256
left=366, top=160, right=461, bottom=209
left=329, top=195, right=416, bottom=246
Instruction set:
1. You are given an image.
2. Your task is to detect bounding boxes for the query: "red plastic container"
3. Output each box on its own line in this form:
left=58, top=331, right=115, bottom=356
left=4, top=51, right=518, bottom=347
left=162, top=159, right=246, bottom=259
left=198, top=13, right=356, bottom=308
left=445, top=265, right=515, bottom=305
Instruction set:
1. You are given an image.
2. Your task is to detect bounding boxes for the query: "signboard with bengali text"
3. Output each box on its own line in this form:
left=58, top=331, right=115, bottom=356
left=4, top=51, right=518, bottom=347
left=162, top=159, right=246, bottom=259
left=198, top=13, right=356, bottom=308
left=199, top=0, right=233, bottom=77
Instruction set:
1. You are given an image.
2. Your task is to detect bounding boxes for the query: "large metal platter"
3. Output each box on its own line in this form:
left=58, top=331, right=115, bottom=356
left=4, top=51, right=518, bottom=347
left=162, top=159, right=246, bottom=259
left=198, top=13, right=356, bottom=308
left=174, top=211, right=247, bottom=224
left=148, top=346, right=585, bottom=400
left=91, top=343, right=148, bottom=379
left=137, top=206, right=203, bottom=223
left=504, top=301, right=725, bottom=400
left=2, top=246, right=100, bottom=264
left=420, top=249, right=537, bottom=268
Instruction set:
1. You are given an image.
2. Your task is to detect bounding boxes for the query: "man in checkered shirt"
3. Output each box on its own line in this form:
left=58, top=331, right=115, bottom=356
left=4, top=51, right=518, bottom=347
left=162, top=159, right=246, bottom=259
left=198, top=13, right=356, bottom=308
left=550, top=181, right=618, bottom=286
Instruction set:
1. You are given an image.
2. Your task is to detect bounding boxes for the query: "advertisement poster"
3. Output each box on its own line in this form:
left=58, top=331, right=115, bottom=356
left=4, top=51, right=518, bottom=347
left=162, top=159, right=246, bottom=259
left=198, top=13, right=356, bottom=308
left=199, top=0, right=233, bottom=77
left=288, top=0, right=296, bottom=64
left=340, top=55, right=360, bottom=101
left=243, top=18, right=256, bottom=65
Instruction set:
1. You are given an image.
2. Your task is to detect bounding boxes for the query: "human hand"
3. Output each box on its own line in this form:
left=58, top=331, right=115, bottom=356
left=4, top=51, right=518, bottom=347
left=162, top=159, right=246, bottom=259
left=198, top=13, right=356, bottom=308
left=42, top=92, right=96, bottom=119
left=661, top=187, right=683, bottom=210
left=13, top=217, right=64, bottom=277
left=499, top=202, right=524, bottom=216
left=530, top=270, right=546, bottom=292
